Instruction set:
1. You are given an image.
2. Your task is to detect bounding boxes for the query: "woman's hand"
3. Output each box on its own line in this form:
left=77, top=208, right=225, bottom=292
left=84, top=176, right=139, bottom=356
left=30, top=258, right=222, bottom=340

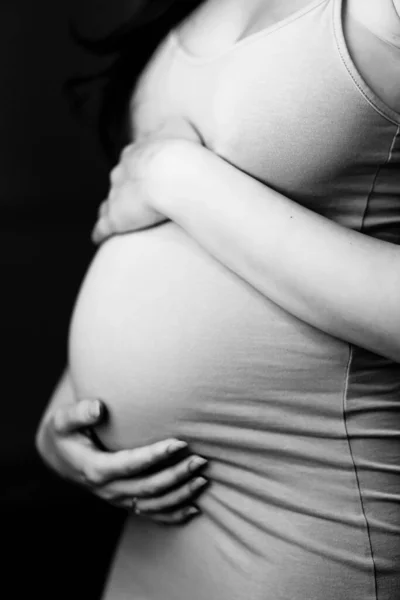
left=36, top=398, right=208, bottom=524
left=92, top=118, right=202, bottom=244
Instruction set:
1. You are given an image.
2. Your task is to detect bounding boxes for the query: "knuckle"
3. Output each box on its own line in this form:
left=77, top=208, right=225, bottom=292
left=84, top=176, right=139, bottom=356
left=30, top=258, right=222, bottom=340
left=120, top=499, right=134, bottom=512
left=51, top=410, right=63, bottom=433
left=78, top=400, right=93, bottom=422
left=105, top=207, right=120, bottom=232
left=141, top=481, right=157, bottom=497
left=140, top=448, right=156, bottom=469
left=110, top=165, right=122, bottom=184
left=96, top=217, right=112, bottom=239
left=78, top=468, right=91, bottom=487
left=98, top=484, right=120, bottom=502
left=121, top=144, right=133, bottom=160
left=95, top=487, right=112, bottom=502
left=168, top=463, right=184, bottom=482
left=177, top=459, right=193, bottom=478
left=117, top=182, right=131, bottom=203
left=82, top=464, right=103, bottom=487
left=118, top=450, right=139, bottom=476
left=136, top=442, right=167, bottom=471
left=98, top=201, right=108, bottom=219
left=108, top=187, right=118, bottom=204
left=163, top=460, right=191, bottom=487
left=52, top=408, right=68, bottom=433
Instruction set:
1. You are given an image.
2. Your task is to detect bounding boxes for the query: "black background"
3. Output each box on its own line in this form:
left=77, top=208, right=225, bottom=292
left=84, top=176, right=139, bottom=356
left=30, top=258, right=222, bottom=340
left=1, top=1, right=137, bottom=597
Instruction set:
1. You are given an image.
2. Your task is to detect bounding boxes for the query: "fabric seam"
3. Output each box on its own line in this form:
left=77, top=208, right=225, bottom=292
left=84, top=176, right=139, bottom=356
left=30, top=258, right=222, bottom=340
left=333, top=0, right=400, bottom=126
left=342, top=345, right=378, bottom=600
left=360, top=126, right=400, bottom=233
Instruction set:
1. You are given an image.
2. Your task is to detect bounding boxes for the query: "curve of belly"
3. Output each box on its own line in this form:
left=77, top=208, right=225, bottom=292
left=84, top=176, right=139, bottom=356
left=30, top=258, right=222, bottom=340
left=68, top=222, right=348, bottom=451
left=68, top=223, right=393, bottom=598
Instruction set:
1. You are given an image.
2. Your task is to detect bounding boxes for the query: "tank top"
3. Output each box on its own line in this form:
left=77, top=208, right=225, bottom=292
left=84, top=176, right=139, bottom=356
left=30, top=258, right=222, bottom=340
left=95, top=0, right=400, bottom=598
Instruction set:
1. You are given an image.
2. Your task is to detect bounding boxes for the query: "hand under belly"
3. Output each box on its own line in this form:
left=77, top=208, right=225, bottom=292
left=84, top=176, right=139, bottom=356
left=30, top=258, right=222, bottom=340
left=68, top=222, right=347, bottom=451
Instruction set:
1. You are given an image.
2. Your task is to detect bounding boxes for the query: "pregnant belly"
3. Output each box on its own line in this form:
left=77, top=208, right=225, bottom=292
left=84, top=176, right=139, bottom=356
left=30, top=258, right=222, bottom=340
left=69, top=222, right=348, bottom=451
left=70, top=223, right=387, bottom=596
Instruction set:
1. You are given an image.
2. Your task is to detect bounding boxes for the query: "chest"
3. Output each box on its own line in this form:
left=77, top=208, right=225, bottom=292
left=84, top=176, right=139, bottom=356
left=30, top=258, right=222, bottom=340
left=130, top=0, right=399, bottom=231
left=131, top=0, right=330, bottom=145
left=176, top=0, right=315, bottom=57
left=131, top=0, right=400, bottom=132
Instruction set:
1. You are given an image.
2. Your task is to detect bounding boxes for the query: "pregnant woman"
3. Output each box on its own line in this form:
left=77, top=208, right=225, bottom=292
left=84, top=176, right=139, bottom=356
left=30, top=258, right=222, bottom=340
left=37, top=0, right=400, bottom=598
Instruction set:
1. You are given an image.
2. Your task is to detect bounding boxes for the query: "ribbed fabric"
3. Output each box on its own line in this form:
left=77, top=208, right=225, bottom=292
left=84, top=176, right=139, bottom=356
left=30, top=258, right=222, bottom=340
left=68, top=1, right=400, bottom=597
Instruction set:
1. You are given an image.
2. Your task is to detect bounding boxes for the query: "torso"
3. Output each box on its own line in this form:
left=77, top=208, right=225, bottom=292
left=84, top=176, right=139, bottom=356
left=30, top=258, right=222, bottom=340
left=68, top=1, right=400, bottom=598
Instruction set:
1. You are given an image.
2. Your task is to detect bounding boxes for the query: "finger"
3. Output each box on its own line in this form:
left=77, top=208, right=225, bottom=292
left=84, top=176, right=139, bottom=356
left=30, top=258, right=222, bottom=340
left=53, top=399, right=104, bottom=434
left=98, top=454, right=208, bottom=503
left=109, top=164, right=125, bottom=187
left=120, top=143, right=134, bottom=161
left=86, top=438, right=189, bottom=485
left=97, top=200, right=109, bottom=220
left=136, top=476, right=208, bottom=514
left=91, top=215, right=113, bottom=244
left=92, top=183, right=132, bottom=243
left=131, top=455, right=208, bottom=498
left=148, top=505, right=201, bottom=525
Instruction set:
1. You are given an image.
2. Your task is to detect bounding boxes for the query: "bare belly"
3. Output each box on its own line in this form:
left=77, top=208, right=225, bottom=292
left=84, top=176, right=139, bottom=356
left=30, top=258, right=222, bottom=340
left=68, top=221, right=347, bottom=452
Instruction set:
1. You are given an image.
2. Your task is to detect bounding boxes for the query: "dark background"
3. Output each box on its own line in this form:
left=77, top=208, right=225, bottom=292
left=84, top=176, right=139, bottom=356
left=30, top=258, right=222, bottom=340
left=1, top=1, right=136, bottom=597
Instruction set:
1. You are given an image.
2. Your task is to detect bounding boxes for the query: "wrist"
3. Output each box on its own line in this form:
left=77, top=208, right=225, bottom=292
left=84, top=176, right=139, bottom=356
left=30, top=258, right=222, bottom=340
left=145, top=139, right=205, bottom=217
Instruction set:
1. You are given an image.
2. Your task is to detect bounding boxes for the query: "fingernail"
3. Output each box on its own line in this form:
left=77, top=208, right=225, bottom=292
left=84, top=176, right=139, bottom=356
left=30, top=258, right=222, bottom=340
left=189, top=456, right=208, bottom=472
left=192, top=477, right=208, bottom=490
left=186, top=506, right=201, bottom=517
left=89, top=400, right=102, bottom=419
left=167, top=440, right=188, bottom=454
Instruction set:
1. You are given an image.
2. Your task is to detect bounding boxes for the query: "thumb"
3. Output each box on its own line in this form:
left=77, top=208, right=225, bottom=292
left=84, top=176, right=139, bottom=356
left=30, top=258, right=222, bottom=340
left=53, top=399, right=105, bottom=434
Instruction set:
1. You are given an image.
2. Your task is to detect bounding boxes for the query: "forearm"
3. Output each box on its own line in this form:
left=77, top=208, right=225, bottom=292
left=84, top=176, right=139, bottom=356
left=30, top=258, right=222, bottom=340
left=153, top=143, right=400, bottom=362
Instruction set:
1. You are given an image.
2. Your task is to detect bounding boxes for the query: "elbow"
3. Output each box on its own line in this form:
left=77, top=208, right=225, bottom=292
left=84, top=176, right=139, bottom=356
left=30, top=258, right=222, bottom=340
left=371, top=325, right=400, bottom=364
left=386, top=344, right=400, bottom=365
left=382, top=306, right=400, bottom=363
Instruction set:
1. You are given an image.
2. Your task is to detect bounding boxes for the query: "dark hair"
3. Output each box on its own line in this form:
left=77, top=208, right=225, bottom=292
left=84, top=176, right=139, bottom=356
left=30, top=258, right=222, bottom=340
left=68, top=0, right=203, bottom=163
